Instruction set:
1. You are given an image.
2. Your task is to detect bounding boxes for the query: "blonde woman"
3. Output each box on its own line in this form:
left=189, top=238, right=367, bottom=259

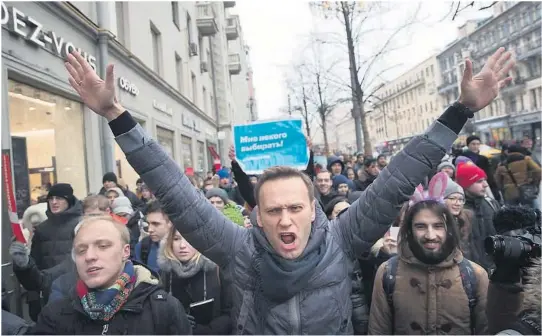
left=157, top=228, right=232, bottom=335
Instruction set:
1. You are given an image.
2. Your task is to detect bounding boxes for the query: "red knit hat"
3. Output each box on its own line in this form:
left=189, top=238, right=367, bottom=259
left=455, top=161, right=487, bottom=189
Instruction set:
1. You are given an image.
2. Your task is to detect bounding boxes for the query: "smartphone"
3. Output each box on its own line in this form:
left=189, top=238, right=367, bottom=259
left=389, top=227, right=400, bottom=241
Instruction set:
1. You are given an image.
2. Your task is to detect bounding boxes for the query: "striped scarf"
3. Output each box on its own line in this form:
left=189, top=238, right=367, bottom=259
left=76, top=261, right=136, bottom=321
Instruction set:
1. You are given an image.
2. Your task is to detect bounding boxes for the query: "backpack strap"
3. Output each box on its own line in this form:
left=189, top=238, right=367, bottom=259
left=458, top=259, right=478, bottom=335
left=140, top=236, right=152, bottom=264
left=382, top=255, right=399, bottom=334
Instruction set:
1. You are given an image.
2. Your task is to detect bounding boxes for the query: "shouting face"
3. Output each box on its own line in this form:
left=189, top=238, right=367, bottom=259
left=257, top=176, right=315, bottom=259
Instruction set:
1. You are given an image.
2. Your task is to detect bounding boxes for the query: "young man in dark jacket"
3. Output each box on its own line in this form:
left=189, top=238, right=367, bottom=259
left=64, top=46, right=514, bottom=334
left=30, top=216, right=191, bottom=335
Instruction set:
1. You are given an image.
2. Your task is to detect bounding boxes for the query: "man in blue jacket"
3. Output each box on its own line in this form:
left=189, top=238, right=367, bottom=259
left=64, top=47, right=514, bottom=334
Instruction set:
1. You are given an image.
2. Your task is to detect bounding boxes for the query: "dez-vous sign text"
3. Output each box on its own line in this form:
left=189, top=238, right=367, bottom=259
left=1, top=4, right=97, bottom=71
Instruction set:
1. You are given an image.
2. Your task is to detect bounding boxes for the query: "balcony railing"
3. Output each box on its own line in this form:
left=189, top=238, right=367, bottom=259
left=516, top=38, right=542, bottom=61
left=500, top=77, right=526, bottom=95
left=196, top=3, right=218, bottom=36
left=228, top=53, right=241, bottom=75
left=225, top=17, right=239, bottom=40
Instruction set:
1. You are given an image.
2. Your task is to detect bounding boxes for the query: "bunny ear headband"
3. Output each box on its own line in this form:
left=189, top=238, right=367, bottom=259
left=409, top=172, right=449, bottom=206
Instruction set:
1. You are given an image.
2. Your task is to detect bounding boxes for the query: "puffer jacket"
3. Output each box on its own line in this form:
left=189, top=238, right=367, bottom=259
left=30, top=264, right=191, bottom=335
left=30, top=201, right=83, bottom=270
left=368, top=243, right=489, bottom=335
left=112, top=109, right=460, bottom=334
left=495, top=152, right=541, bottom=202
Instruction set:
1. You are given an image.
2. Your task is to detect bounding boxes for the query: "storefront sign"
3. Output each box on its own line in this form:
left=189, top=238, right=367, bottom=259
left=475, top=120, right=508, bottom=131
left=508, top=112, right=541, bottom=127
left=1, top=4, right=97, bottom=71
left=118, top=77, right=139, bottom=96
left=152, top=100, right=173, bottom=116
left=182, top=114, right=201, bottom=132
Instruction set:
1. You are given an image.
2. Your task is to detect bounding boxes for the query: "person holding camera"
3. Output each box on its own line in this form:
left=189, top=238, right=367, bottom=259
left=486, top=206, right=541, bottom=335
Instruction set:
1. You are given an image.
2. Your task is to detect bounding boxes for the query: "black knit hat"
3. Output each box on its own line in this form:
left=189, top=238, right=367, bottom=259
left=47, top=183, right=75, bottom=206
left=466, top=135, right=481, bottom=146
left=102, top=172, right=118, bottom=184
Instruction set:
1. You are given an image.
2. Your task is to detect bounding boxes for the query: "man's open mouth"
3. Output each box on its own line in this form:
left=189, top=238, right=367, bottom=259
left=280, top=233, right=296, bottom=245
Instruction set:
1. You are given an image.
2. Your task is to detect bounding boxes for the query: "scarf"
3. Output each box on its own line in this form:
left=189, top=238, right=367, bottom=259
left=252, top=222, right=327, bottom=300
left=76, top=261, right=136, bottom=321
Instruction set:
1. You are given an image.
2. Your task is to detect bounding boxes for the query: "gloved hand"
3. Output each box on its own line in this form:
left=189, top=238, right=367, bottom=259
left=9, top=242, right=30, bottom=268
left=186, top=314, right=196, bottom=330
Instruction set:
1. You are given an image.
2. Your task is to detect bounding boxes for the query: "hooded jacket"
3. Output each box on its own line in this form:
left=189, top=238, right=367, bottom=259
left=494, top=150, right=541, bottom=202
left=29, top=200, right=83, bottom=270
left=30, top=264, right=191, bottom=335
left=327, top=155, right=345, bottom=175
left=157, top=241, right=232, bottom=334
left=111, top=108, right=461, bottom=334
left=368, top=241, right=489, bottom=335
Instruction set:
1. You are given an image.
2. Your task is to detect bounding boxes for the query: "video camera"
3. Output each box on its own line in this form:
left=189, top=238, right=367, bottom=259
left=484, top=206, right=541, bottom=265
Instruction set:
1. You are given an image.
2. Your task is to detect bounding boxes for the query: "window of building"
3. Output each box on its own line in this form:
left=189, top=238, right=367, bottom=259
left=157, top=126, right=175, bottom=159
left=531, top=89, right=539, bottom=109
left=150, top=22, right=162, bottom=75
left=198, top=34, right=203, bottom=59
left=8, top=80, right=87, bottom=211
left=172, top=1, right=180, bottom=29
left=181, top=135, right=193, bottom=168
left=186, top=12, right=193, bottom=46
left=175, top=53, right=183, bottom=93
left=197, top=141, right=205, bottom=172
left=115, top=2, right=126, bottom=45
left=191, top=72, right=198, bottom=105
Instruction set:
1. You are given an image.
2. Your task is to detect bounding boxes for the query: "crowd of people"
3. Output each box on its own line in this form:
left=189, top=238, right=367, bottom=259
left=2, top=48, right=541, bottom=335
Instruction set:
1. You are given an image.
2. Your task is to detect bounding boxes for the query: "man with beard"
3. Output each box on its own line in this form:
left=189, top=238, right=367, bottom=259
left=368, top=199, right=489, bottom=335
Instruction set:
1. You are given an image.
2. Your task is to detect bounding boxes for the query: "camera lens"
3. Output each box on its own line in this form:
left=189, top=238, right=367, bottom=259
left=484, top=235, right=533, bottom=260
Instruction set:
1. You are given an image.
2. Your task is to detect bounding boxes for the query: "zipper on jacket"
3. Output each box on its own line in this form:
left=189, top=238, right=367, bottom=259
left=289, top=295, right=302, bottom=335
left=102, top=324, right=109, bottom=335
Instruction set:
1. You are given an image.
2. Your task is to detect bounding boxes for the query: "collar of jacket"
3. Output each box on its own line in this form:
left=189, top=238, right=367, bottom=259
left=398, top=238, right=463, bottom=269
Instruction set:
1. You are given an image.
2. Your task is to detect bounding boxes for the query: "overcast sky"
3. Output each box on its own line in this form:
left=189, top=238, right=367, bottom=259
left=233, top=1, right=495, bottom=120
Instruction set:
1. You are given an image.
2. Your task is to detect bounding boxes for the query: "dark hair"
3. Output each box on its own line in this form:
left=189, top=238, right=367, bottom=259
left=364, top=158, right=377, bottom=168
left=145, top=200, right=166, bottom=216
left=316, top=170, right=332, bottom=178
left=136, top=178, right=143, bottom=184
left=345, top=167, right=355, bottom=175
left=254, top=166, right=314, bottom=205
left=392, top=202, right=410, bottom=227
left=377, top=154, right=386, bottom=160
left=399, top=200, right=461, bottom=249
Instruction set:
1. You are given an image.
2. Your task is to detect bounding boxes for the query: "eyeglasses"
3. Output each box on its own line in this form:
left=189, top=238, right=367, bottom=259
left=445, top=197, right=465, bottom=205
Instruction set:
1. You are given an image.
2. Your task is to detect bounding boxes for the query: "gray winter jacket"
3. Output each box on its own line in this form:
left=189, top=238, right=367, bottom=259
left=114, top=115, right=458, bottom=334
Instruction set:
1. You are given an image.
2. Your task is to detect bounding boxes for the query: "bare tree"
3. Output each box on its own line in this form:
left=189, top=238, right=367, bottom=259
left=297, top=39, right=347, bottom=155
left=285, top=70, right=314, bottom=138
left=310, top=1, right=421, bottom=154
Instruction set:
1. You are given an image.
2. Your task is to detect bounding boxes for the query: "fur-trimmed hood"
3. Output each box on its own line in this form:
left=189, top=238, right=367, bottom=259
left=522, top=257, right=541, bottom=319
left=156, top=237, right=216, bottom=278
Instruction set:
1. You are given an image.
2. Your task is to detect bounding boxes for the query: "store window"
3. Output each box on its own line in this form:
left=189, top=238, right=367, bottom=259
left=8, top=80, right=87, bottom=209
left=114, top=120, right=145, bottom=190
left=157, top=126, right=175, bottom=159
left=197, top=141, right=205, bottom=172
left=181, top=135, right=193, bottom=169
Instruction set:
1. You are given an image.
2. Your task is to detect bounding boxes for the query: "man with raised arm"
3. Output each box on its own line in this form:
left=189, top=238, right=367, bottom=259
left=64, top=48, right=514, bottom=334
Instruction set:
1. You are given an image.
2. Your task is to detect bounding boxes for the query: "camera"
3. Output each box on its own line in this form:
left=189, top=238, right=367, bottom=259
left=484, top=225, right=541, bottom=264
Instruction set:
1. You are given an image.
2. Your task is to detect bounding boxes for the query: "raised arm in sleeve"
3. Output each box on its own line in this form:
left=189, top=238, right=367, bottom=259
left=231, top=160, right=256, bottom=208
left=368, top=262, right=393, bottom=335
left=332, top=105, right=466, bottom=257
left=302, top=150, right=315, bottom=180
left=110, top=111, right=247, bottom=268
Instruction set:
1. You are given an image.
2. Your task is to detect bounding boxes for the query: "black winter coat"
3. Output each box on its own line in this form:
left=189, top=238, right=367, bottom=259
left=30, top=201, right=83, bottom=270
left=30, top=270, right=191, bottom=335
left=159, top=261, right=232, bottom=335
left=464, top=195, right=499, bottom=271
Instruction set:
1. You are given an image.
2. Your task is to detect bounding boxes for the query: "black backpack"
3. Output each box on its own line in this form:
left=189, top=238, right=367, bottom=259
left=139, top=236, right=152, bottom=265
left=383, top=255, right=478, bottom=335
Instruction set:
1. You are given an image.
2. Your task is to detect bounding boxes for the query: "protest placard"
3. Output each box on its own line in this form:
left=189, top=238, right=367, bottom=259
left=233, top=119, right=309, bottom=174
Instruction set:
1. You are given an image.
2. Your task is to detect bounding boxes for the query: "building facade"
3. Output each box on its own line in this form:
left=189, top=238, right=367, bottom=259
left=1, top=1, right=255, bottom=310
left=369, top=55, right=441, bottom=153
left=437, top=1, right=541, bottom=146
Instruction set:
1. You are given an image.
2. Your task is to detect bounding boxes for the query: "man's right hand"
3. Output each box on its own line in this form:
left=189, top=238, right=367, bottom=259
left=9, top=242, right=30, bottom=268
left=64, top=51, right=124, bottom=121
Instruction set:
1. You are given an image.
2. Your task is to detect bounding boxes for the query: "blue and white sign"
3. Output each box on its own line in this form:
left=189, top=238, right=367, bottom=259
left=233, top=119, right=309, bottom=174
